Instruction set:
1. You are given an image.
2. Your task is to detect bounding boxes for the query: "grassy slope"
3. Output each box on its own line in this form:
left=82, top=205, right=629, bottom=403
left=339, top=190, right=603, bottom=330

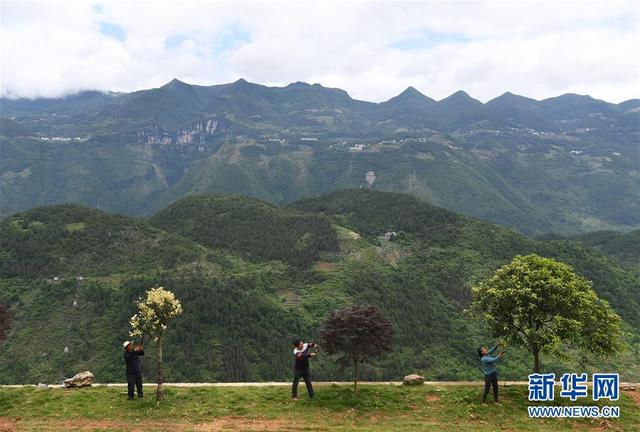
left=0, top=385, right=638, bottom=431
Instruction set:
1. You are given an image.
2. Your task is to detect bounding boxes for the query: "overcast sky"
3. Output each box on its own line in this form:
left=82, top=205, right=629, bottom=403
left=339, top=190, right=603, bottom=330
left=1, top=1, right=638, bottom=102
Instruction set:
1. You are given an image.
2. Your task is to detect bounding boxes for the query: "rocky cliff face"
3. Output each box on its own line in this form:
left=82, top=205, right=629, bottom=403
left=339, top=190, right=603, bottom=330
left=141, top=117, right=218, bottom=145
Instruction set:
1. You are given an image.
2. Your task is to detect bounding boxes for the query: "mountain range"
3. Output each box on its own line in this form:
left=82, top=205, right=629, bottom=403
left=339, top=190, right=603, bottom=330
left=2, top=79, right=639, bottom=235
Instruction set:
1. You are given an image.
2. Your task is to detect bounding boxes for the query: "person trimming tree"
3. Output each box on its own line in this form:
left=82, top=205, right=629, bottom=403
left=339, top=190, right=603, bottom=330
left=129, top=286, right=182, bottom=401
left=291, top=340, right=318, bottom=400
left=472, top=254, right=621, bottom=374
left=123, top=340, right=145, bottom=400
left=478, top=342, right=504, bottom=403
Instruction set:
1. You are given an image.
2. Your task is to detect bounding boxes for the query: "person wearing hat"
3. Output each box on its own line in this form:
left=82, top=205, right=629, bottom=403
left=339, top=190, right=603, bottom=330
left=291, top=340, right=318, bottom=400
left=123, top=340, right=144, bottom=400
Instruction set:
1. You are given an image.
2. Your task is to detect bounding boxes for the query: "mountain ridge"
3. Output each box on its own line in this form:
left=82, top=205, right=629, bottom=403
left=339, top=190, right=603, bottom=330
left=1, top=78, right=632, bottom=106
left=1, top=78, right=638, bottom=235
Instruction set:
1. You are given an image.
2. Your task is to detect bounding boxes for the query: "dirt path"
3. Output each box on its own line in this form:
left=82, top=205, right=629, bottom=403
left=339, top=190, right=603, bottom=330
left=0, top=417, right=295, bottom=432
left=0, top=418, right=16, bottom=432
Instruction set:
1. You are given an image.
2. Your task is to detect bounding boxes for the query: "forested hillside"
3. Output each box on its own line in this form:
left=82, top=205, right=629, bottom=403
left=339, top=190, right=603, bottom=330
left=0, top=205, right=205, bottom=277
left=150, top=194, right=339, bottom=266
left=1, top=190, right=638, bottom=385
left=539, top=230, right=640, bottom=277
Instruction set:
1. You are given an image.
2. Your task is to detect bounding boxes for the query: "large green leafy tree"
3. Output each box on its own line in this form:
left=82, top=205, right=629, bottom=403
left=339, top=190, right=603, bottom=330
left=472, top=254, right=622, bottom=373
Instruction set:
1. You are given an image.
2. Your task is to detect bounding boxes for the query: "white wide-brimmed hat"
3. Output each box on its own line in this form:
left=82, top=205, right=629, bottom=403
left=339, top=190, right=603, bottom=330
left=123, top=340, right=131, bottom=348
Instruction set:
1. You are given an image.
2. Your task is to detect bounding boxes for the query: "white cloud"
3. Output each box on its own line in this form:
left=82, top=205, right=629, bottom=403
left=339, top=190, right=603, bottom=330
left=1, top=0, right=638, bottom=102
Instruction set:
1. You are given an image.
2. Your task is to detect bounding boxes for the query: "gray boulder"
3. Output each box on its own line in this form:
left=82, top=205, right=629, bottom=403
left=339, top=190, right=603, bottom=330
left=403, top=374, right=425, bottom=385
left=64, top=371, right=94, bottom=388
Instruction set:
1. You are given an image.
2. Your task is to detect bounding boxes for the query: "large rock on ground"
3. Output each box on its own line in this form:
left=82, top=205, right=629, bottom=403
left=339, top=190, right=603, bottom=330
left=403, top=374, right=425, bottom=385
left=64, top=371, right=94, bottom=388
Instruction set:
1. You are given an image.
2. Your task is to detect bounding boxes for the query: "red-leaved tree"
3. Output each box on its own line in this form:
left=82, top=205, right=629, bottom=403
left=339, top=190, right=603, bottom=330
left=320, top=304, right=394, bottom=396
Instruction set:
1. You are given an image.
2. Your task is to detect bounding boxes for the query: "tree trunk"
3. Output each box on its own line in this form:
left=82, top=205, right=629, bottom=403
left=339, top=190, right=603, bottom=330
left=353, top=357, right=359, bottom=397
left=156, top=335, right=164, bottom=401
left=533, top=348, right=540, bottom=374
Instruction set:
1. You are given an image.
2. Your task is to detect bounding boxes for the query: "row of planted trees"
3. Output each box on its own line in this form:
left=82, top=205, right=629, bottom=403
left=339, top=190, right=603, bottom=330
left=131, top=254, right=623, bottom=401
left=129, top=287, right=395, bottom=400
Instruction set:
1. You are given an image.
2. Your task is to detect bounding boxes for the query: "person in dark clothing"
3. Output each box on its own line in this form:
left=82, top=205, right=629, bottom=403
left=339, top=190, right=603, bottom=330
left=292, top=340, right=318, bottom=400
left=478, top=343, right=504, bottom=403
left=123, top=340, right=144, bottom=400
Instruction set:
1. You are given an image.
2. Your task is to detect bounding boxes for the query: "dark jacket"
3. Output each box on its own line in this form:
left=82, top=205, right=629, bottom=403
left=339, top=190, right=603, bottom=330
left=293, top=343, right=316, bottom=372
left=124, top=349, right=144, bottom=375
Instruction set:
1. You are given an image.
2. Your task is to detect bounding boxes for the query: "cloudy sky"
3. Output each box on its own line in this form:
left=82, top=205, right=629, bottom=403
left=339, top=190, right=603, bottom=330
left=1, top=1, right=638, bottom=102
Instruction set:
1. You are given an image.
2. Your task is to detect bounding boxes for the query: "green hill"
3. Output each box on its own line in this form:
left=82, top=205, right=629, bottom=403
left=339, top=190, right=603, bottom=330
left=150, top=194, right=339, bottom=267
left=0, top=190, right=639, bottom=385
left=292, top=190, right=640, bottom=326
left=537, top=229, right=640, bottom=281
left=0, top=204, right=205, bottom=277
left=569, top=230, right=639, bottom=275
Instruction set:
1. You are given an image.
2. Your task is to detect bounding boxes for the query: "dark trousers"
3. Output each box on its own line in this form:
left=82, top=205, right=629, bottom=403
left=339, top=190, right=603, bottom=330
left=292, top=370, right=314, bottom=398
left=127, top=373, right=143, bottom=399
left=483, top=371, right=498, bottom=402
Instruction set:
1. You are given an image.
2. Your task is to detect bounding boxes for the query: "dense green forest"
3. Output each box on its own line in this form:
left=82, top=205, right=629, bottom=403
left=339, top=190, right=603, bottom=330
left=150, top=194, right=339, bottom=267
left=0, top=190, right=638, bottom=384
left=0, top=204, right=205, bottom=277
left=539, top=229, right=640, bottom=277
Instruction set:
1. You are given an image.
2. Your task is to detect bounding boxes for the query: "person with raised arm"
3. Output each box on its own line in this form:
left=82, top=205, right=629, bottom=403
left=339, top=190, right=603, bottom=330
left=291, top=340, right=318, bottom=400
left=123, top=340, right=145, bottom=400
left=478, top=342, right=505, bottom=403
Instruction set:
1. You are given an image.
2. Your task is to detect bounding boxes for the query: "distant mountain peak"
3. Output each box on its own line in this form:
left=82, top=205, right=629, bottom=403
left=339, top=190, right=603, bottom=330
left=487, top=91, right=538, bottom=107
left=287, top=81, right=312, bottom=88
left=445, top=90, right=471, bottom=99
left=384, top=86, right=435, bottom=105
left=438, top=90, right=482, bottom=106
left=540, top=93, right=613, bottom=110
left=401, top=86, right=421, bottom=95
left=541, top=93, right=611, bottom=108
left=553, top=93, right=594, bottom=101
left=495, top=91, right=520, bottom=100
left=222, top=78, right=266, bottom=94
left=617, top=99, right=640, bottom=112
left=281, top=81, right=353, bottom=102
left=162, top=78, right=190, bottom=89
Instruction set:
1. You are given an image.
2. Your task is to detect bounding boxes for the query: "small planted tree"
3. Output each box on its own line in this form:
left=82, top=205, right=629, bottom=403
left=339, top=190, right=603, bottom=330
left=472, top=254, right=622, bottom=373
left=320, top=304, right=394, bottom=396
left=130, top=286, right=183, bottom=401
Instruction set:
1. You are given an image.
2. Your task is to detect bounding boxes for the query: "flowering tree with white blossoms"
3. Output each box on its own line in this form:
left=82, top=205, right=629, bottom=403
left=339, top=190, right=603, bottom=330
left=130, top=286, right=183, bottom=400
